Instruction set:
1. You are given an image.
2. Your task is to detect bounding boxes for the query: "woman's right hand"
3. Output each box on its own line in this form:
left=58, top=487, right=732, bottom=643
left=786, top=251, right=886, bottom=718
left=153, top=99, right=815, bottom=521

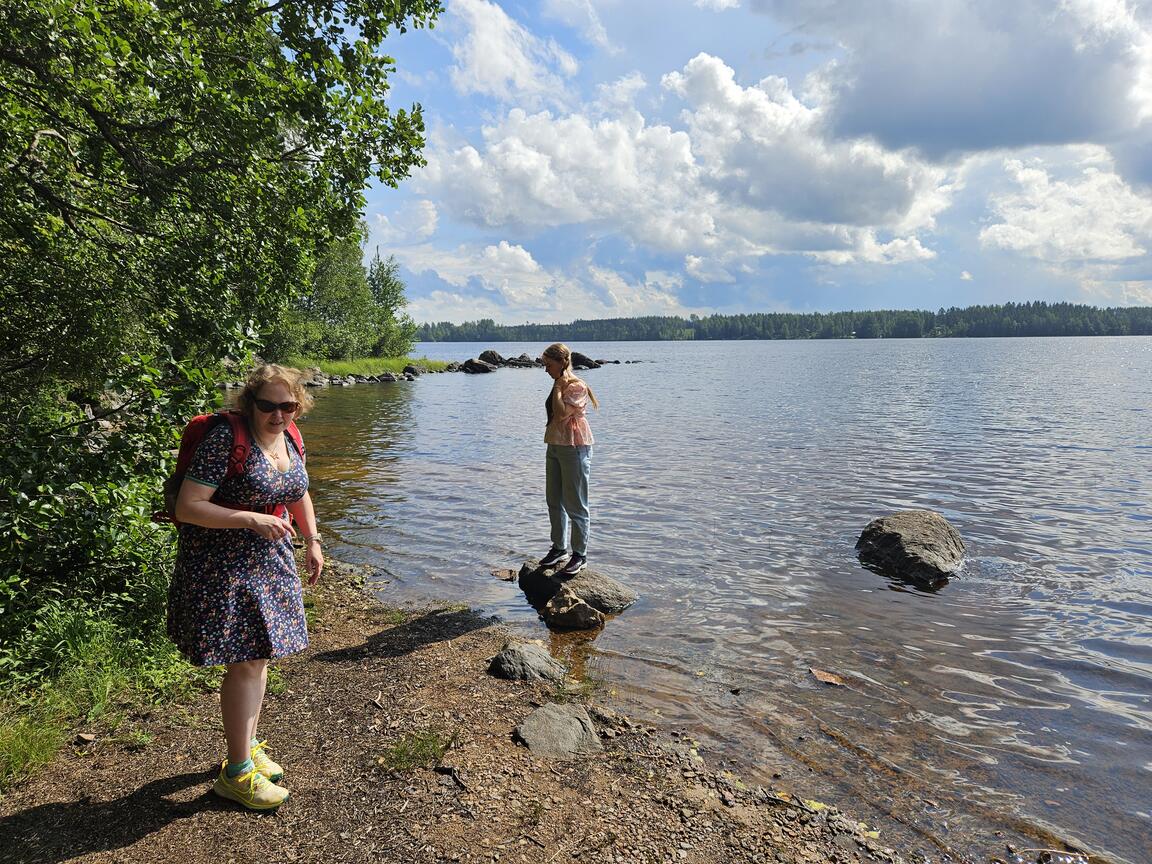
left=248, top=512, right=295, bottom=541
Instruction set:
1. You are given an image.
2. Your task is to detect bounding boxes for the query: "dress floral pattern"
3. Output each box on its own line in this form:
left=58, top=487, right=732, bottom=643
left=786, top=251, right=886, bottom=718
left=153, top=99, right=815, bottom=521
left=166, top=421, right=310, bottom=666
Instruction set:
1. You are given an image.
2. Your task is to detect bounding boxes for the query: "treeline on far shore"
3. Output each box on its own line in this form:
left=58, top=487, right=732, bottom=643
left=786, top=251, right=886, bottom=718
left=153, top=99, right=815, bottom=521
left=417, top=301, right=1152, bottom=343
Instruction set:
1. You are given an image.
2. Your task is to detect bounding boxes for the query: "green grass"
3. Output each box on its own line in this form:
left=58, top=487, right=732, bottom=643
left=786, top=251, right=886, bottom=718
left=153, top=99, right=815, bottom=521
left=521, top=800, right=546, bottom=828
left=0, top=599, right=219, bottom=793
left=116, top=729, right=155, bottom=751
left=266, top=665, right=287, bottom=696
left=302, top=594, right=321, bottom=630
left=0, top=707, right=66, bottom=789
left=285, top=356, right=451, bottom=376
left=375, top=730, right=454, bottom=772
left=377, top=608, right=408, bottom=626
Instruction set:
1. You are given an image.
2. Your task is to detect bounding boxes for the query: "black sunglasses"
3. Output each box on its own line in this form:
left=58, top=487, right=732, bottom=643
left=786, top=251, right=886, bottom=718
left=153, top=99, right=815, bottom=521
left=254, top=398, right=300, bottom=414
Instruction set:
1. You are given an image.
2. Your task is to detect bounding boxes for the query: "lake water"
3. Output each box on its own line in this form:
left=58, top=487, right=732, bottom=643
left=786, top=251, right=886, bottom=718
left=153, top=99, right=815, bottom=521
left=297, top=337, right=1151, bottom=864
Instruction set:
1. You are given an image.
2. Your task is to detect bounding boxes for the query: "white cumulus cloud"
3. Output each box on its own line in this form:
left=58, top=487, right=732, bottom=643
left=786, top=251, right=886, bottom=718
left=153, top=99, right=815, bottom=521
left=402, top=258, right=702, bottom=325
left=662, top=53, right=950, bottom=230
left=374, top=200, right=439, bottom=244
left=420, top=107, right=711, bottom=250
left=448, top=0, right=578, bottom=108
left=686, top=255, right=736, bottom=283
left=421, top=53, right=953, bottom=271
left=980, top=151, right=1152, bottom=263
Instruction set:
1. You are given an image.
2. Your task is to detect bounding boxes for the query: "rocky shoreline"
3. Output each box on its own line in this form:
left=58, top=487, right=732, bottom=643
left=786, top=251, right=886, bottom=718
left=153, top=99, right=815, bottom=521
left=0, top=559, right=924, bottom=864
left=217, top=349, right=629, bottom=389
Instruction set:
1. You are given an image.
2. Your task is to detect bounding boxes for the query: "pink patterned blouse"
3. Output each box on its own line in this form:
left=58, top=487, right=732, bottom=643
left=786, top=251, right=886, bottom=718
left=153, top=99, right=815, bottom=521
left=545, top=378, right=594, bottom=446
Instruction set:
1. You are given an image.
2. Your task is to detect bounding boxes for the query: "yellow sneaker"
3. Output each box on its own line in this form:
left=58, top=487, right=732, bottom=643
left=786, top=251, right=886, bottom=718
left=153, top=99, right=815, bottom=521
left=212, top=762, right=289, bottom=810
left=251, top=739, right=284, bottom=782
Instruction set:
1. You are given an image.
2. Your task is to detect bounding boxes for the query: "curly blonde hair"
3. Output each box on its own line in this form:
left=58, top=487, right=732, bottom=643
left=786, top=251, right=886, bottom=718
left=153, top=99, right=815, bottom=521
left=238, top=364, right=314, bottom=419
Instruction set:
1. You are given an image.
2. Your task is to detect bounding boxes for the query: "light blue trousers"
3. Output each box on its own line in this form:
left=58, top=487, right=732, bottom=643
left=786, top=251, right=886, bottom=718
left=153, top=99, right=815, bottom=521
left=545, top=444, right=592, bottom=556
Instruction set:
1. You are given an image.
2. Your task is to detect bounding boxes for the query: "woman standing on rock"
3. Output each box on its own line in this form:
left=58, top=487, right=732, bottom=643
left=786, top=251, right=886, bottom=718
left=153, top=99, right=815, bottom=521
left=167, top=364, right=324, bottom=811
left=538, top=343, right=598, bottom=577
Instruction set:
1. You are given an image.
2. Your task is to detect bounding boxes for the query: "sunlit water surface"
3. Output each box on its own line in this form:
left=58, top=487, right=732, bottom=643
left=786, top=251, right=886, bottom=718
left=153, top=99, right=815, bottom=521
left=296, top=338, right=1151, bottom=864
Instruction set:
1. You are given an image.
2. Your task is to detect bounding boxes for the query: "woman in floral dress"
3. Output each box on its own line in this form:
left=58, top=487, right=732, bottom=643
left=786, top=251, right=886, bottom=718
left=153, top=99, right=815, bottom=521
left=167, top=364, right=323, bottom=810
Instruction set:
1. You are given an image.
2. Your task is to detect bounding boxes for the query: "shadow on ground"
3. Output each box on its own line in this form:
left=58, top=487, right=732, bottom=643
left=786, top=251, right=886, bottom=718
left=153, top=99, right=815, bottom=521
left=311, top=607, right=494, bottom=664
left=0, top=770, right=237, bottom=864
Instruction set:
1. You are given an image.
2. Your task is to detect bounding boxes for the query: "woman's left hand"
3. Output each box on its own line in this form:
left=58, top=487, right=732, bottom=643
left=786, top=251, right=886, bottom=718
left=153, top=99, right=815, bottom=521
left=306, top=544, right=324, bottom=585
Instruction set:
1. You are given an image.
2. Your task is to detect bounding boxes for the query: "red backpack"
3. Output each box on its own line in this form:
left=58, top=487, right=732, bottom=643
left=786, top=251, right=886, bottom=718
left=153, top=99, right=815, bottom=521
left=153, top=410, right=304, bottom=525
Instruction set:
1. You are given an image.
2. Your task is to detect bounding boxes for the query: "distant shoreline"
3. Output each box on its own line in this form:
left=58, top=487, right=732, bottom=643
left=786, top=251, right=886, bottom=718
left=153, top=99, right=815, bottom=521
left=417, top=301, right=1152, bottom=343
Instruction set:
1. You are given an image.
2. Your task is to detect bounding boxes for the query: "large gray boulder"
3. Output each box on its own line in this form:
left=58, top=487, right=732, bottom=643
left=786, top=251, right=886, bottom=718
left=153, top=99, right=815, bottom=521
left=514, top=703, right=602, bottom=759
left=479, top=349, right=506, bottom=366
left=462, top=358, right=497, bottom=374
left=570, top=351, right=600, bottom=370
left=488, top=642, right=567, bottom=683
left=856, top=510, right=965, bottom=588
left=518, top=562, right=638, bottom=615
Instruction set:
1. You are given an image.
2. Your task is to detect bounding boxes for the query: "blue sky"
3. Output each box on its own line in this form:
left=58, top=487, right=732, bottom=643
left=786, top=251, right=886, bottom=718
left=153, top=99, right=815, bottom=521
left=367, top=0, right=1152, bottom=324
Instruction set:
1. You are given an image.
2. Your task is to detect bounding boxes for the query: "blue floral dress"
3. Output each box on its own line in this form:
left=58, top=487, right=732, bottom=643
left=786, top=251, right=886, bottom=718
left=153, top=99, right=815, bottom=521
left=166, top=421, right=310, bottom=666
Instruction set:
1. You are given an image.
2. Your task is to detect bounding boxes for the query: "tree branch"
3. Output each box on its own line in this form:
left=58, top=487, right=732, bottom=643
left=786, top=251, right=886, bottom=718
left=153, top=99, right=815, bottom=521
left=21, top=175, right=158, bottom=237
left=6, top=128, right=76, bottom=171
left=44, top=393, right=146, bottom=436
left=247, top=0, right=291, bottom=17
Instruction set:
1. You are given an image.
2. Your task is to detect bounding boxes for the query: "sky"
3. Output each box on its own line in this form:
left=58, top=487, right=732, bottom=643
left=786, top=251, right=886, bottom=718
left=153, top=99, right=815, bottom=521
left=367, top=0, right=1152, bottom=324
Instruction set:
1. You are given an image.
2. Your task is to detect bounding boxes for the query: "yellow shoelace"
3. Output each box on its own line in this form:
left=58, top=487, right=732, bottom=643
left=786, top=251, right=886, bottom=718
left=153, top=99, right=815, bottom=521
left=234, top=766, right=268, bottom=793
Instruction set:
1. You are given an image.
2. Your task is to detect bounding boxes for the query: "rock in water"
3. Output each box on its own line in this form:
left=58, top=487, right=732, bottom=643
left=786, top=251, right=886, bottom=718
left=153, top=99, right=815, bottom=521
left=488, top=642, right=567, bottom=683
left=479, top=349, right=506, bottom=366
left=856, top=510, right=965, bottom=588
left=461, top=358, right=497, bottom=374
left=514, top=703, right=602, bottom=758
left=542, top=586, right=605, bottom=630
left=518, top=562, right=638, bottom=614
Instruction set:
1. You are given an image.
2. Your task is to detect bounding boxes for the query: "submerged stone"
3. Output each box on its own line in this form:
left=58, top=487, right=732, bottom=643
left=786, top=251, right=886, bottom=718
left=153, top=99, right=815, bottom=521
left=541, top=586, right=604, bottom=631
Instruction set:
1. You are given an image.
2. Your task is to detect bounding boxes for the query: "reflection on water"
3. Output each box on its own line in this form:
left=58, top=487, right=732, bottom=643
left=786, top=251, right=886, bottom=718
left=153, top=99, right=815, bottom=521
left=300, top=337, right=1152, bottom=864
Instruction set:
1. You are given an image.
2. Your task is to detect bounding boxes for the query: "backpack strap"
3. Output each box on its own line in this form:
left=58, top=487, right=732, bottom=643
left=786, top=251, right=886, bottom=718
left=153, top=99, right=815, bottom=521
left=286, top=421, right=305, bottom=464
left=209, top=411, right=302, bottom=523
left=221, top=410, right=251, bottom=480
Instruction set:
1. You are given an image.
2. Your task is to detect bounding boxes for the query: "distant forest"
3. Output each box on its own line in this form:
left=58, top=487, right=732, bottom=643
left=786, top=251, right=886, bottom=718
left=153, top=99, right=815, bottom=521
left=417, top=301, right=1152, bottom=342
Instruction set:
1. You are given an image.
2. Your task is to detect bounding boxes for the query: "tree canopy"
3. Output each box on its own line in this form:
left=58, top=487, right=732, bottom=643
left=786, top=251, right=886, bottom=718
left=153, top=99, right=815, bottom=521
left=262, top=237, right=417, bottom=360
left=2, top=0, right=438, bottom=391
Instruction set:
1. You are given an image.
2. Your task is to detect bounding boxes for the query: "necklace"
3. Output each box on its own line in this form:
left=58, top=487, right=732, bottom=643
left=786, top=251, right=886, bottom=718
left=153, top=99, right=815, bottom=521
left=255, top=434, right=280, bottom=452
left=255, top=432, right=285, bottom=462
